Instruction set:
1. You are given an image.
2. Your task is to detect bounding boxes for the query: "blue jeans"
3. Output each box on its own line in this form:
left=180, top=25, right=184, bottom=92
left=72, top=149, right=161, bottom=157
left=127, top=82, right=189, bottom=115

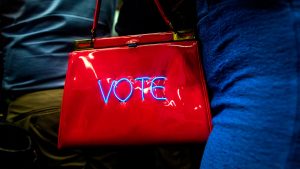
left=197, top=0, right=300, bottom=168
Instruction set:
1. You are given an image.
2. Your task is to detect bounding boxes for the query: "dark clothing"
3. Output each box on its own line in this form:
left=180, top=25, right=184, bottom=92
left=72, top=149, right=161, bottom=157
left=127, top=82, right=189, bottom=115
left=116, top=0, right=168, bottom=35
left=115, top=0, right=196, bottom=35
left=197, top=0, right=300, bottom=168
left=1, top=0, right=116, bottom=95
left=1, top=0, right=118, bottom=168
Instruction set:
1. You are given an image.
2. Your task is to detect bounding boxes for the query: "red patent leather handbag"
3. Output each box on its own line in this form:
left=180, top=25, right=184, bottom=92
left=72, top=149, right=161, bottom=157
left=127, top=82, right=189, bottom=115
left=58, top=0, right=212, bottom=148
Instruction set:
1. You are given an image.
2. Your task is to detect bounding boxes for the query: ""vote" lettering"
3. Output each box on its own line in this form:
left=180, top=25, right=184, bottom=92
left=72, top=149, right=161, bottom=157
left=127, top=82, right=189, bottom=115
left=97, top=76, right=167, bottom=103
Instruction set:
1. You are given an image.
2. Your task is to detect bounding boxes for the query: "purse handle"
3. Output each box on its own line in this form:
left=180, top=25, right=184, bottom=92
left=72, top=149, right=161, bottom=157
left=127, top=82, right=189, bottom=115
left=91, top=0, right=175, bottom=40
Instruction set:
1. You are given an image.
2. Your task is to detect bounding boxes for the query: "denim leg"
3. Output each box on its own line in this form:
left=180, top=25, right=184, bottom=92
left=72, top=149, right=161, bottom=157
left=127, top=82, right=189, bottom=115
left=197, top=0, right=300, bottom=168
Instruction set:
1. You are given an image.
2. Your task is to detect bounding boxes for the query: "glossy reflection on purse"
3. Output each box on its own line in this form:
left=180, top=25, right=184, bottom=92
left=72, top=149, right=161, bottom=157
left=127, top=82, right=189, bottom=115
left=58, top=0, right=212, bottom=148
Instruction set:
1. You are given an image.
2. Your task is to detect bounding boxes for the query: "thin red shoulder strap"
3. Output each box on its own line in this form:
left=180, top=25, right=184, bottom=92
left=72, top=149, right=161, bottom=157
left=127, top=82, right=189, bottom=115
left=153, top=0, right=174, bottom=31
left=91, top=0, right=102, bottom=39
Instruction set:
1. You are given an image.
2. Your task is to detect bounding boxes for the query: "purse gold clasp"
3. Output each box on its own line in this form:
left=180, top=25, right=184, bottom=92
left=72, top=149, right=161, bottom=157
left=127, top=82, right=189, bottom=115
left=173, top=30, right=195, bottom=41
left=74, top=39, right=93, bottom=50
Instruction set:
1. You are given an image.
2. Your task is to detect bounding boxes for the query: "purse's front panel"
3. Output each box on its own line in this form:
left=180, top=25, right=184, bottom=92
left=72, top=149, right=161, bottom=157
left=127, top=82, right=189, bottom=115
left=59, top=40, right=211, bottom=148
